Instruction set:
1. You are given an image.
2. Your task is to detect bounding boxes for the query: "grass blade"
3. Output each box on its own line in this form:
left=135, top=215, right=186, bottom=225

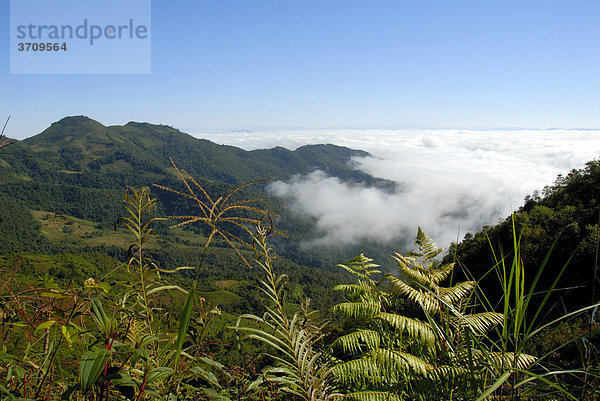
left=174, top=287, right=195, bottom=369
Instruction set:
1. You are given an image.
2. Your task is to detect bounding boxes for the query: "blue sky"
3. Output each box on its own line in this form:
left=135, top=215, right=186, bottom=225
left=2, top=0, right=600, bottom=139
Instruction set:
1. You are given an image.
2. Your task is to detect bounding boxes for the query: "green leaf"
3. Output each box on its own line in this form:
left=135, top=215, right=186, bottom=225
left=85, top=281, right=111, bottom=294
left=61, top=325, right=72, bottom=345
left=35, top=320, right=56, bottom=333
left=198, top=356, right=227, bottom=371
left=89, top=298, right=112, bottom=335
left=79, top=349, right=111, bottom=393
left=146, top=367, right=174, bottom=384
left=155, top=266, right=195, bottom=274
left=39, top=291, right=67, bottom=299
left=475, top=371, right=511, bottom=401
left=175, top=288, right=195, bottom=368
left=190, top=366, right=221, bottom=389
left=137, top=334, right=157, bottom=349
left=106, top=372, right=138, bottom=387
left=135, top=348, right=151, bottom=361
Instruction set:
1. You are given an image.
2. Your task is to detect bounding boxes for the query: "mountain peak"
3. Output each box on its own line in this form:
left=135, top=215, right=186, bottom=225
left=28, top=116, right=107, bottom=144
left=52, top=115, right=105, bottom=128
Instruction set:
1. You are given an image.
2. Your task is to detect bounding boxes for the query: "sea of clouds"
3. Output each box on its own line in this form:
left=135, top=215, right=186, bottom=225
left=193, top=129, right=600, bottom=248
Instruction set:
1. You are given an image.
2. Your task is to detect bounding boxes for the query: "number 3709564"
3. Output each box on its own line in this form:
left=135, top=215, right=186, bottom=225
left=18, top=42, right=67, bottom=51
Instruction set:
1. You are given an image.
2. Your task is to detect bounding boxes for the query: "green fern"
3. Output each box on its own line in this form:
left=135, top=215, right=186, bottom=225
left=232, top=222, right=338, bottom=400
left=330, top=228, right=511, bottom=399
left=375, top=312, right=435, bottom=347
left=330, top=302, right=380, bottom=321
left=332, top=330, right=382, bottom=355
left=452, top=311, right=504, bottom=334
left=330, top=250, right=433, bottom=397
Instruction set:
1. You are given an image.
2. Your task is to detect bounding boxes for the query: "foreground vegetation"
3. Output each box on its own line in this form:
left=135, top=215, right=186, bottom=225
left=1, top=184, right=599, bottom=400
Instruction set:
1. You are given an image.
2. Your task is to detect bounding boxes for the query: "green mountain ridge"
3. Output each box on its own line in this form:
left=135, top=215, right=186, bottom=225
left=18, top=115, right=378, bottom=185
left=0, top=115, right=398, bottom=274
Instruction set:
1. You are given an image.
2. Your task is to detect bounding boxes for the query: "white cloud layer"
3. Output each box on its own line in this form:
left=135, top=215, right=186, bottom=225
left=194, top=129, right=600, bottom=247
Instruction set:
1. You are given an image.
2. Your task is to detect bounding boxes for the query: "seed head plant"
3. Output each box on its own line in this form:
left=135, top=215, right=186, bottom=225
left=153, top=160, right=278, bottom=376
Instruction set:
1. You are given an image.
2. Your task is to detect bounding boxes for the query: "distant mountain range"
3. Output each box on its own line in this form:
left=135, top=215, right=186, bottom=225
left=0, top=116, right=396, bottom=270
left=15, top=115, right=379, bottom=183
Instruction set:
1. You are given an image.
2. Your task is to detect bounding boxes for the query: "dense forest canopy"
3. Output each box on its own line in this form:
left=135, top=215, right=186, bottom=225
left=447, top=159, right=600, bottom=316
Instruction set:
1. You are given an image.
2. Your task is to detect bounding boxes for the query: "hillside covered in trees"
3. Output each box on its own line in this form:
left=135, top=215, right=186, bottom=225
left=446, top=159, right=600, bottom=316
left=0, top=116, right=398, bottom=270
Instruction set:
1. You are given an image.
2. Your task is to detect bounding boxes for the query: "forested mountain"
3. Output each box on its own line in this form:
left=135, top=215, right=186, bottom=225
left=16, top=116, right=380, bottom=185
left=0, top=116, right=396, bottom=262
left=446, top=159, right=600, bottom=316
left=0, top=116, right=400, bottom=313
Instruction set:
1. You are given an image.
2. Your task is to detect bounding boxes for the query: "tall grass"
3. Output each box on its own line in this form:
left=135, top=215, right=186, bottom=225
left=474, top=215, right=600, bottom=400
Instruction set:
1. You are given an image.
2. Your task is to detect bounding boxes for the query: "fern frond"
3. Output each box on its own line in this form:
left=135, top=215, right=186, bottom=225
left=426, top=365, right=472, bottom=382
left=332, top=391, right=403, bottom=401
left=453, top=312, right=503, bottom=334
left=332, top=281, right=377, bottom=300
left=391, top=255, right=437, bottom=288
left=407, top=226, right=443, bottom=260
left=332, top=357, right=383, bottom=386
left=428, top=262, right=455, bottom=284
left=392, top=258, right=453, bottom=288
left=332, top=330, right=381, bottom=354
left=336, top=254, right=381, bottom=286
left=439, top=281, right=476, bottom=305
left=370, top=348, right=431, bottom=377
left=459, top=348, right=537, bottom=372
left=375, top=312, right=436, bottom=347
left=392, top=253, right=433, bottom=278
left=387, top=276, right=441, bottom=314
left=339, top=254, right=380, bottom=271
left=484, top=351, right=537, bottom=370
left=124, top=318, right=143, bottom=345
left=332, top=349, right=430, bottom=386
left=330, top=302, right=380, bottom=320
